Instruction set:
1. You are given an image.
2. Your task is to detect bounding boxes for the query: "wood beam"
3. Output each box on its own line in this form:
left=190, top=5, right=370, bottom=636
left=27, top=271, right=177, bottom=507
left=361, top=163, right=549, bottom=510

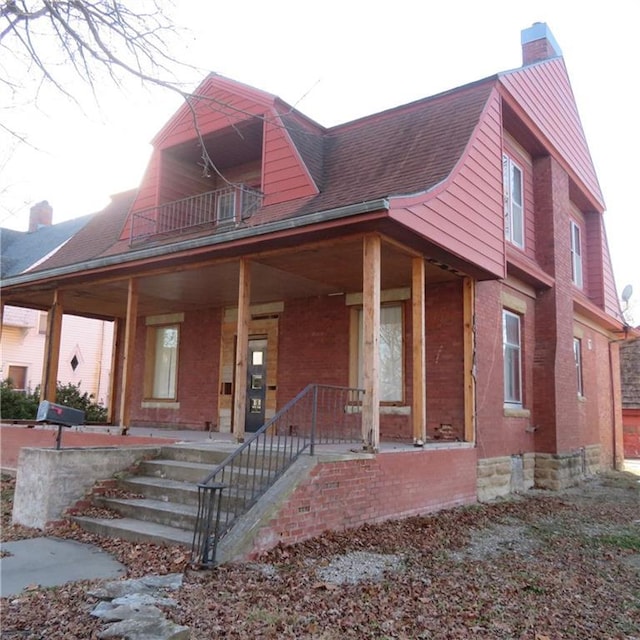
left=412, top=258, right=427, bottom=444
left=107, top=318, right=121, bottom=425
left=362, top=234, right=381, bottom=451
left=463, top=277, right=476, bottom=442
left=40, top=290, right=63, bottom=403
left=119, top=279, right=138, bottom=432
left=233, top=258, right=251, bottom=442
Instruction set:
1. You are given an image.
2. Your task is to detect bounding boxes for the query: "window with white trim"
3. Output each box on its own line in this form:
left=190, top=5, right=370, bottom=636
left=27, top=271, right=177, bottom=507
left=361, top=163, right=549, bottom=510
left=503, top=310, right=522, bottom=406
left=573, top=337, right=584, bottom=397
left=357, top=304, right=404, bottom=402
left=216, top=191, right=236, bottom=222
left=147, top=324, right=179, bottom=400
left=503, top=154, right=524, bottom=248
left=570, top=220, right=583, bottom=288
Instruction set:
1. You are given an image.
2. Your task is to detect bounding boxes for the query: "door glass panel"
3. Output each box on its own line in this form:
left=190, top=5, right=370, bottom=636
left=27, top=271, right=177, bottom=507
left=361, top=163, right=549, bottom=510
left=251, top=374, right=263, bottom=389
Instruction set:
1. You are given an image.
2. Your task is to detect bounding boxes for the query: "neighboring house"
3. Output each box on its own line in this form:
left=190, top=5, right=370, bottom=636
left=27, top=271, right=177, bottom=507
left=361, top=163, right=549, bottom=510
left=621, top=337, right=640, bottom=458
left=1, top=201, right=113, bottom=409
left=0, top=23, right=629, bottom=508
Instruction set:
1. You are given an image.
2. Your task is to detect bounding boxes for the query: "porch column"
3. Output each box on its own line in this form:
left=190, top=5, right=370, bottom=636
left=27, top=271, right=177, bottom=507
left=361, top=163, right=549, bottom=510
left=233, top=258, right=251, bottom=442
left=119, top=279, right=138, bottom=432
left=40, top=290, right=63, bottom=403
left=107, top=318, right=121, bottom=425
left=463, top=277, right=476, bottom=442
left=412, top=258, right=427, bottom=444
left=362, top=234, right=380, bottom=451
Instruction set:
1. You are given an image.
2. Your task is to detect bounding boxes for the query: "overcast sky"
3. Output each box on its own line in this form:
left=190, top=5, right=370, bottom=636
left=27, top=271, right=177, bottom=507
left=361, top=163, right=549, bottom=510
left=2, top=1, right=638, bottom=320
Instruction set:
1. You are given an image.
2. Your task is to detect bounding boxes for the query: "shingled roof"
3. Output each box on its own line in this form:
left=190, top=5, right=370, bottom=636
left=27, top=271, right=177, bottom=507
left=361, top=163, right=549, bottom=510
left=1, top=214, right=93, bottom=277
left=19, top=73, right=495, bottom=273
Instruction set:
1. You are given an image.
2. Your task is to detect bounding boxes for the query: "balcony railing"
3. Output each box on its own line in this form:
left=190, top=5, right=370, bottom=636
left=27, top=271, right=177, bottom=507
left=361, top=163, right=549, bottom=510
left=129, top=185, right=262, bottom=244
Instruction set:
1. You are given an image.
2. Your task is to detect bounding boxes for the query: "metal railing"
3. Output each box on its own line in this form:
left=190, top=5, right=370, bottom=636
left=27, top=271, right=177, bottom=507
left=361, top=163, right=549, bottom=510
left=191, top=384, right=364, bottom=567
left=129, top=185, right=262, bottom=244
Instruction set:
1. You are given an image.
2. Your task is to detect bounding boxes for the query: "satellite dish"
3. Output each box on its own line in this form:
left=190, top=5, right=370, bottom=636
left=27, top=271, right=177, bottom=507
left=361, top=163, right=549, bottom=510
left=621, top=284, right=633, bottom=304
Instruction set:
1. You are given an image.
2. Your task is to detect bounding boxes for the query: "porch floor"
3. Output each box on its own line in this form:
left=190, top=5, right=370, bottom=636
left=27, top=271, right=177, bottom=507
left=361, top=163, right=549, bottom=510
left=0, top=423, right=473, bottom=475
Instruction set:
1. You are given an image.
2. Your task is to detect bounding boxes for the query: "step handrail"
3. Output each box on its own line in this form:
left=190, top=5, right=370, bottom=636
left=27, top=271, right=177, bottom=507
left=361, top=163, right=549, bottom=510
left=191, top=384, right=363, bottom=567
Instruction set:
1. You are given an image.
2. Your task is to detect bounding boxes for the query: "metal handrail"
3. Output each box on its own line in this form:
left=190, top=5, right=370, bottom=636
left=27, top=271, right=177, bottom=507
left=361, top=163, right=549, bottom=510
left=191, top=384, right=364, bottom=567
left=129, top=185, right=262, bottom=244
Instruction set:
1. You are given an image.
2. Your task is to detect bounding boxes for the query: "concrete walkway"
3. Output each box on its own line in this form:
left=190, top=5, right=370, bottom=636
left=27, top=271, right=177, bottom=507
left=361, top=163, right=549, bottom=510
left=0, top=537, right=126, bottom=598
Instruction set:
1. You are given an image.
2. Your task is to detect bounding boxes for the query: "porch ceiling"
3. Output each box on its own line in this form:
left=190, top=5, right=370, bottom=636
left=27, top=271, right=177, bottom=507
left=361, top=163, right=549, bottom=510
left=3, top=237, right=457, bottom=319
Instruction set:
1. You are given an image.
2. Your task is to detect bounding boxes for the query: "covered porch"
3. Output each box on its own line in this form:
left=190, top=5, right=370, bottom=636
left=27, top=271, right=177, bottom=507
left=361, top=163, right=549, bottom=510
left=1, top=228, right=478, bottom=452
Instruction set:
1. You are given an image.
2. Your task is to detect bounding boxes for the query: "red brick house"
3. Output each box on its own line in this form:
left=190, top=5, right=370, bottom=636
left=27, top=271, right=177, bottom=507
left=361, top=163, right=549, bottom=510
left=621, top=337, right=640, bottom=458
left=1, top=22, right=628, bottom=510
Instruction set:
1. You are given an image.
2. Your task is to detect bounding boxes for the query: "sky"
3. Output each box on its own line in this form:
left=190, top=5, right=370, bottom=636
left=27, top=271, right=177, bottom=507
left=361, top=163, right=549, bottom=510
left=1, top=0, right=639, bottom=321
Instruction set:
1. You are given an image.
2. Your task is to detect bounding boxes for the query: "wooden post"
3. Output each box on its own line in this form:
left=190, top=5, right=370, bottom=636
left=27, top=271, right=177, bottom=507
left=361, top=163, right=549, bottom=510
left=0, top=300, right=5, bottom=341
left=463, top=277, right=476, bottom=442
left=412, top=258, right=427, bottom=444
left=107, top=318, right=121, bottom=425
left=233, top=258, right=251, bottom=442
left=40, top=290, right=63, bottom=403
left=362, top=234, right=381, bottom=451
left=119, top=279, right=138, bottom=433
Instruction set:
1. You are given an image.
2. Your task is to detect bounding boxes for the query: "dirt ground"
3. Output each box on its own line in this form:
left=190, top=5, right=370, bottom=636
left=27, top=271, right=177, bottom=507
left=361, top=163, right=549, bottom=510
left=1, top=466, right=639, bottom=639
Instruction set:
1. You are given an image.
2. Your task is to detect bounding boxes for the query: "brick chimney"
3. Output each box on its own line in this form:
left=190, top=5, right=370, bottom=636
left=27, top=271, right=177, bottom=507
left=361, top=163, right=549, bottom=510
left=28, top=200, right=53, bottom=232
left=521, top=22, right=562, bottom=66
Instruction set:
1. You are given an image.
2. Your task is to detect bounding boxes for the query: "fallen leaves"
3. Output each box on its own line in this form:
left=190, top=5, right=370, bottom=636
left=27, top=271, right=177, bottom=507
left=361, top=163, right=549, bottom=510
left=1, top=472, right=639, bottom=638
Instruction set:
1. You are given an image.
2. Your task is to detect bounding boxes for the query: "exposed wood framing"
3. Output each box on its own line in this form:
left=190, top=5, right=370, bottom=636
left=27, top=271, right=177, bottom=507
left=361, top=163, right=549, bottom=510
left=233, top=258, right=251, bottom=442
left=463, top=277, right=476, bottom=442
left=40, top=290, right=63, bottom=403
left=107, top=318, right=121, bottom=424
left=412, top=258, right=427, bottom=443
left=362, top=234, right=381, bottom=451
left=119, top=279, right=138, bottom=431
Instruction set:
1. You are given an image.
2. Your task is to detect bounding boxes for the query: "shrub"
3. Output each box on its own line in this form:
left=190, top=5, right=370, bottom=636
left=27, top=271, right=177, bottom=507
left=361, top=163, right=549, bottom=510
left=0, top=380, right=108, bottom=423
left=0, top=379, right=39, bottom=419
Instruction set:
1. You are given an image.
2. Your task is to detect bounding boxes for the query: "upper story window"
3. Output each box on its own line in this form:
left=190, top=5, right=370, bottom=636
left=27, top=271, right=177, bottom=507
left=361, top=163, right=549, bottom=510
left=216, top=190, right=236, bottom=222
left=570, top=220, right=583, bottom=288
left=503, top=309, right=522, bottom=407
left=502, top=154, right=524, bottom=249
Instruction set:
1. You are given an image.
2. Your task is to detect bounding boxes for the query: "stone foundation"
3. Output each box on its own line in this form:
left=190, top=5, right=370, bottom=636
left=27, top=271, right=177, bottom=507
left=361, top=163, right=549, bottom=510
left=478, top=447, right=602, bottom=498
left=535, top=445, right=601, bottom=490
left=477, top=453, right=535, bottom=502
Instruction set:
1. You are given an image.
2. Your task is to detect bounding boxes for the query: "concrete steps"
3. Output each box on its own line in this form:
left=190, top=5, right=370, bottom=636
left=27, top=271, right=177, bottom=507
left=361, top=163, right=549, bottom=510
left=73, top=442, right=258, bottom=549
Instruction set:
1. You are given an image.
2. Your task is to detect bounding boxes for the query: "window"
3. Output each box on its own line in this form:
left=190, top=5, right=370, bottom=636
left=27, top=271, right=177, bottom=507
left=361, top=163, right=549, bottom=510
left=38, top=312, right=48, bottom=334
left=503, top=310, right=522, bottom=406
left=148, top=325, right=179, bottom=399
left=573, top=337, right=584, bottom=396
left=7, top=365, right=27, bottom=392
left=570, top=220, right=583, bottom=288
left=216, top=191, right=236, bottom=222
left=357, top=305, right=404, bottom=402
left=503, top=154, right=524, bottom=248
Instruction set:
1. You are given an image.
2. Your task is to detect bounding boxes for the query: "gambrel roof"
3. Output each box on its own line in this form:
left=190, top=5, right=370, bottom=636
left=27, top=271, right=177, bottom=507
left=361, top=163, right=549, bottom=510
left=0, top=30, right=622, bottom=329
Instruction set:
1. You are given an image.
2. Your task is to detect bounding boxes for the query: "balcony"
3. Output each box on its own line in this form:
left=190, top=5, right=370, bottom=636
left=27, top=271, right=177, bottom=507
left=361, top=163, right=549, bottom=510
left=129, top=186, right=262, bottom=245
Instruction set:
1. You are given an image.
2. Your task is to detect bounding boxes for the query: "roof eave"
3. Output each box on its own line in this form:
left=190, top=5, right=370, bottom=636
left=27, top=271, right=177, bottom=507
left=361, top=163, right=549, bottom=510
left=0, top=199, right=390, bottom=289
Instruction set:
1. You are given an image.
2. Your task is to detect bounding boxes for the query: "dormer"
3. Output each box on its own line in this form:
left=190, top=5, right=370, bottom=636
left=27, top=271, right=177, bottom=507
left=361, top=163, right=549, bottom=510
left=121, top=75, right=321, bottom=244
